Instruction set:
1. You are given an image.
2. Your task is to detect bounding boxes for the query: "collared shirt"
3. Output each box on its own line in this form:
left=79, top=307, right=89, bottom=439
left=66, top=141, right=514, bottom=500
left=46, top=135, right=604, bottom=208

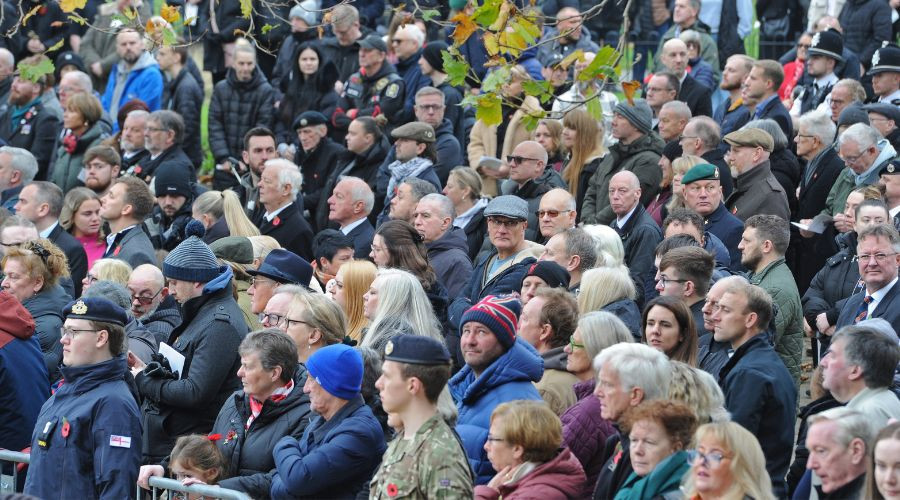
left=866, top=277, right=898, bottom=316
left=616, top=204, right=638, bottom=229
left=340, top=217, right=367, bottom=235
left=880, top=88, right=900, bottom=104
left=38, top=221, right=58, bottom=239
left=754, top=94, right=779, bottom=119
left=105, top=224, right=137, bottom=254
left=263, top=202, right=292, bottom=223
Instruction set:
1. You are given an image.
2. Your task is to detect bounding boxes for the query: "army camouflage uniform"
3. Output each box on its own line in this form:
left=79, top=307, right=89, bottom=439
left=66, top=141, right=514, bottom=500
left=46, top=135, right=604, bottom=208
left=369, top=414, right=473, bottom=499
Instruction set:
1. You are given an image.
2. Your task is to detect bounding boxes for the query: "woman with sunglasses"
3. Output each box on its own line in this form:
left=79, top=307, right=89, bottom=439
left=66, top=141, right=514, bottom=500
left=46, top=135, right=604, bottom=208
left=560, top=311, right=633, bottom=498
left=681, top=421, right=775, bottom=500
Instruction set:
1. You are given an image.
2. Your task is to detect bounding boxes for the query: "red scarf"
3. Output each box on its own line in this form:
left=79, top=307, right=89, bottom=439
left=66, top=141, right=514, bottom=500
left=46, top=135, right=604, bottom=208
left=246, top=379, right=294, bottom=429
left=62, top=132, right=79, bottom=154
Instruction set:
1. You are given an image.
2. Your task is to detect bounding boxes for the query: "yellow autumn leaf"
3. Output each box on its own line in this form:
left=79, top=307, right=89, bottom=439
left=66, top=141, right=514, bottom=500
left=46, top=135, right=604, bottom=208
left=450, top=12, right=478, bottom=47
left=488, top=0, right=512, bottom=31
left=21, top=3, right=41, bottom=25
left=58, top=0, right=87, bottom=13
left=160, top=4, right=180, bottom=24
left=483, top=32, right=500, bottom=56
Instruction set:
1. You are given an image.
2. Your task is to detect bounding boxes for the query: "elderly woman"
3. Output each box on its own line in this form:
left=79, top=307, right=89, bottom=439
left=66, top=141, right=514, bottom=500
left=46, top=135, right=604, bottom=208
left=476, top=400, right=586, bottom=499
left=60, top=187, right=105, bottom=268
left=614, top=400, right=698, bottom=499
left=681, top=422, right=775, bottom=500
left=582, top=224, right=627, bottom=271
left=52, top=92, right=107, bottom=193
left=1, top=239, right=72, bottom=380
left=270, top=344, right=386, bottom=497
left=560, top=311, right=633, bottom=497
left=332, top=259, right=376, bottom=343
left=82, top=257, right=132, bottom=293
left=281, top=290, right=347, bottom=363
left=641, top=295, right=698, bottom=366
left=361, top=268, right=443, bottom=352
left=443, top=166, right=489, bottom=262
left=577, top=266, right=641, bottom=339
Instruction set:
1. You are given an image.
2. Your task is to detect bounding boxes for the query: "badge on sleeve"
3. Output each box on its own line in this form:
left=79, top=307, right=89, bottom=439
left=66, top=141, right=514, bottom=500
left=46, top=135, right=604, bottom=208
left=109, top=435, right=132, bottom=448
left=385, top=83, right=400, bottom=99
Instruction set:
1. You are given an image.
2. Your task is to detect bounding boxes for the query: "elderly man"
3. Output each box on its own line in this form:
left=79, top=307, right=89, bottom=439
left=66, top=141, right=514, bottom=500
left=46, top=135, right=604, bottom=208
left=328, top=176, right=376, bottom=258
left=804, top=408, right=875, bottom=498
left=140, top=110, right=194, bottom=181
left=0, top=48, right=13, bottom=109
left=254, top=159, right=313, bottom=261
left=591, top=343, right=672, bottom=498
left=448, top=196, right=541, bottom=331
left=414, top=193, right=472, bottom=297
left=742, top=60, right=793, bottom=138
left=0, top=146, right=37, bottom=212
left=659, top=39, right=713, bottom=117
left=247, top=249, right=314, bottom=317
left=869, top=43, right=900, bottom=105
left=582, top=99, right=665, bottom=225
left=740, top=215, right=805, bottom=383
left=610, top=170, right=663, bottom=292
left=712, top=279, right=796, bottom=497
left=836, top=224, right=900, bottom=330
left=714, top=54, right=753, bottom=136
left=540, top=227, right=597, bottom=294
left=120, top=109, right=150, bottom=173
left=658, top=101, right=691, bottom=143
left=502, top=140, right=566, bottom=242
left=0, top=58, right=61, bottom=180
left=537, top=188, right=577, bottom=242
left=412, top=86, right=462, bottom=184
left=127, top=263, right=180, bottom=344
left=829, top=79, right=866, bottom=124
left=826, top=124, right=899, bottom=220
left=723, top=128, right=790, bottom=222
left=0, top=216, right=37, bottom=258
left=291, top=112, right=345, bottom=226
left=101, top=29, right=163, bottom=121
left=681, top=164, right=745, bottom=268
left=680, top=116, right=734, bottom=196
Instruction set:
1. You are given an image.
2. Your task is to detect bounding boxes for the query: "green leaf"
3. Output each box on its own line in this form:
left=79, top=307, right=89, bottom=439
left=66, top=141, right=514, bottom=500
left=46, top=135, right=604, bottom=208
left=577, top=46, right=621, bottom=83
left=520, top=111, right=545, bottom=131
left=585, top=93, right=603, bottom=122
left=162, top=27, right=176, bottom=45
left=421, top=9, right=440, bottom=22
left=68, top=14, right=86, bottom=25
left=521, top=79, right=553, bottom=103
left=261, top=23, right=276, bottom=35
left=17, top=58, right=54, bottom=84
left=443, top=52, right=470, bottom=87
left=475, top=93, right=503, bottom=126
left=460, top=93, right=480, bottom=108
left=511, top=16, right=539, bottom=45
left=472, top=0, right=503, bottom=27
left=110, top=13, right=130, bottom=25
left=239, top=0, right=252, bottom=19
left=480, top=66, right=509, bottom=93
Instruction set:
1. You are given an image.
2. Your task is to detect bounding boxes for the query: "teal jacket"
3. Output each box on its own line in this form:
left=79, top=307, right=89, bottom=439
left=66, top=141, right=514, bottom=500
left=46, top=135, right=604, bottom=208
left=613, top=450, right=690, bottom=500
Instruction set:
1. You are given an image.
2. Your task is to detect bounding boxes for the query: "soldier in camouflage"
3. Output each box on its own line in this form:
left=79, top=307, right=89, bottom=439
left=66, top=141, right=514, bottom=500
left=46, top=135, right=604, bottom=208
left=370, top=335, right=473, bottom=499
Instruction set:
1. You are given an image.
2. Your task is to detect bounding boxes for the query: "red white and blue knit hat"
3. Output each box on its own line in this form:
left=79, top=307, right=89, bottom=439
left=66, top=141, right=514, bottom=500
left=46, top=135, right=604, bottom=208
left=460, top=295, right=521, bottom=350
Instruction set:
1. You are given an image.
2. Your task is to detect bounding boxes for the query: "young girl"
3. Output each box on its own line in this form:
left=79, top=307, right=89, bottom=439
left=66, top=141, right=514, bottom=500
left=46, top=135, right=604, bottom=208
left=168, top=434, right=228, bottom=499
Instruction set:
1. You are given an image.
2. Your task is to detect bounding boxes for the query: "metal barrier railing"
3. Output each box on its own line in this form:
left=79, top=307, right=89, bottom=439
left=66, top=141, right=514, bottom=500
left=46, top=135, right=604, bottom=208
left=0, top=449, right=30, bottom=493
left=140, top=476, right=251, bottom=500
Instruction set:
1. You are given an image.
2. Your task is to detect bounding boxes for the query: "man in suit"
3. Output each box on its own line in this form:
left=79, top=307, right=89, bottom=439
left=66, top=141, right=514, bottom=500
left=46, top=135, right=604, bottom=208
left=0, top=146, right=38, bottom=212
left=15, top=181, right=88, bottom=297
left=659, top=39, right=713, bottom=118
left=742, top=60, right=793, bottom=139
left=253, top=159, right=313, bottom=261
left=100, top=176, right=157, bottom=269
left=0, top=56, right=61, bottom=180
left=327, top=176, right=375, bottom=259
left=836, top=224, right=900, bottom=330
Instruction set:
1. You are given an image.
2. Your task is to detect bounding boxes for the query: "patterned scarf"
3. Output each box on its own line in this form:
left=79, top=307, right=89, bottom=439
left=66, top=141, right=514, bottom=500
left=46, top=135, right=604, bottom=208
left=246, top=378, right=294, bottom=429
left=385, top=157, right=433, bottom=203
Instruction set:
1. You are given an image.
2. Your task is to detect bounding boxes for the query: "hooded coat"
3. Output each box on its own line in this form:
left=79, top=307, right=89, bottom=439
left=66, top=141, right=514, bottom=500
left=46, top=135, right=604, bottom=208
left=208, top=67, right=276, bottom=163
left=536, top=347, right=578, bottom=416
left=100, top=51, right=164, bottom=121
left=449, top=338, right=545, bottom=484
left=23, top=284, right=71, bottom=383
left=427, top=227, right=474, bottom=298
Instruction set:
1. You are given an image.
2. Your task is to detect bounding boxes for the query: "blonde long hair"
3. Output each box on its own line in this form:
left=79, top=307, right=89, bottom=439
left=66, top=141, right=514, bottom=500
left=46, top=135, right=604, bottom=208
left=193, top=190, right=260, bottom=238
left=561, top=109, right=605, bottom=194
left=681, top=422, right=775, bottom=500
left=340, top=260, right=377, bottom=342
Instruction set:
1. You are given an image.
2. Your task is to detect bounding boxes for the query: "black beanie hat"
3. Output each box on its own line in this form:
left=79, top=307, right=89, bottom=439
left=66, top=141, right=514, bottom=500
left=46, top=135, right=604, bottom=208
left=662, top=140, right=684, bottom=162
left=422, top=41, right=448, bottom=73
left=153, top=166, right=192, bottom=200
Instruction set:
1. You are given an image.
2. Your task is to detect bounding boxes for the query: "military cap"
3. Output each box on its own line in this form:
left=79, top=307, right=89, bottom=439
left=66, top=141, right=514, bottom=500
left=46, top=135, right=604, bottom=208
left=384, top=335, right=451, bottom=365
left=63, top=297, right=128, bottom=326
left=868, top=42, right=900, bottom=75
left=391, top=121, right=436, bottom=143
left=293, top=111, right=328, bottom=130
left=864, top=103, right=900, bottom=125
left=484, top=195, right=528, bottom=220
left=808, top=29, right=844, bottom=62
left=358, top=34, right=388, bottom=53
left=880, top=160, right=900, bottom=176
left=681, top=163, right=722, bottom=185
left=724, top=128, right=774, bottom=153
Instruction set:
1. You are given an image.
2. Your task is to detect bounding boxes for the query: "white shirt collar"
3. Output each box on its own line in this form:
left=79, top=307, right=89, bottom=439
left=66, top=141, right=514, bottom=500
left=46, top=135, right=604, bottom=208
left=867, top=277, right=899, bottom=314
left=38, top=221, right=58, bottom=239
left=880, top=88, right=900, bottom=103
left=616, top=204, right=639, bottom=228
left=814, top=73, right=838, bottom=88
left=264, top=202, right=292, bottom=222
left=340, top=216, right=367, bottom=235
left=105, top=224, right=137, bottom=251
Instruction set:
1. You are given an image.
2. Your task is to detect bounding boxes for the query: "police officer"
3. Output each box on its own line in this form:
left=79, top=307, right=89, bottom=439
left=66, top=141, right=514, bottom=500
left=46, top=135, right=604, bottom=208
left=868, top=43, right=900, bottom=105
left=865, top=103, right=900, bottom=152
left=24, top=297, right=142, bottom=499
left=332, top=35, right=406, bottom=134
left=795, top=30, right=843, bottom=115
left=370, top=335, right=473, bottom=499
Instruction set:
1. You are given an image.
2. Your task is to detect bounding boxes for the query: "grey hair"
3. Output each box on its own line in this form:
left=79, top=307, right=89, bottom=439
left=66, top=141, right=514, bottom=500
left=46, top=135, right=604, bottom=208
left=396, top=24, right=425, bottom=47
left=0, top=215, right=36, bottom=233
left=744, top=119, right=788, bottom=150
left=808, top=407, right=875, bottom=450
left=418, top=193, right=455, bottom=221
left=264, top=159, right=303, bottom=199
left=148, top=110, right=185, bottom=145
left=834, top=79, right=867, bottom=103
left=686, top=0, right=701, bottom=12
left=83, top=280, right=134, bottom=318
left=688, top=116, right=721, bottom=151
left=126, top=109, right=150, bottom=121
left=0, top=146, right=38, bottom=183
left=338, top=176, right=375, bottom=214
left=578, top=311, right=633, bottom=362
left=578, top=266, right=636, bottom=313
left=363, top=268, right=443, bottom=349
left=593, top=342, right=671, bottom=402
left=661, top=100, right=692, bottom=120
left=273, top=283, right=309, bottom=298
left=29, top=181, right=64, bottom=218
left=679, top=29, right=702, bottom=47
left=797, top=109, right=836, bottom=144
left=61, top=71, right=93, bottom=94
left=563, top=227, right=597, bottom=272
left=401, top=177, right=438, bottom=202
left=581, top=224, right=626, bottom=269
left=239, top=328, right=298, bottom=383
left=415, top=86, right=445, bottom=102
left=832, top=323, right=900, bottom=389
left=838, top=123, right=882, bottom=151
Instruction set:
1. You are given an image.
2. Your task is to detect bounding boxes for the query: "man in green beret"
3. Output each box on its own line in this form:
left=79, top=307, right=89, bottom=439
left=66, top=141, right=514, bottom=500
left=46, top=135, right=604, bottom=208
left=370, top=335, right=473, bottom=498
left=682, top=163, right=745, bottom=268
left=723, top=128, right=790, bottom=222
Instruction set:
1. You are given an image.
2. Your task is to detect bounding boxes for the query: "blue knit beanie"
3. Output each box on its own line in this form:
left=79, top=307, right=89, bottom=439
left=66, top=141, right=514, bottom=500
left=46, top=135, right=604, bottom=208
left=163, top=220, right=222, bottom=282
left=306, top=344, right=363, bottom=400
left=460, top=295, right=521, bottom=351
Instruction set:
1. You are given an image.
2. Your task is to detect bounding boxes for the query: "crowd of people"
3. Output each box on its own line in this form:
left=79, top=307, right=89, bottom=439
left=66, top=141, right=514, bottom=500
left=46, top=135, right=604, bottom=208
left=1, top=0, right=900, bottom=498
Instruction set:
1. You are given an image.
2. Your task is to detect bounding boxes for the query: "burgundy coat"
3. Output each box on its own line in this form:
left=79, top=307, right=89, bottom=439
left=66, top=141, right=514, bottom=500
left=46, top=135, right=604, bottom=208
left=474, top=447, right=586, bottom=500
left=560, top=379, right=616, bottom=497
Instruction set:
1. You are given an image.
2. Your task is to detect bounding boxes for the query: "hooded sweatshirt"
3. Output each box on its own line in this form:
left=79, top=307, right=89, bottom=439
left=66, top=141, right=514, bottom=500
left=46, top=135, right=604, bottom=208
left=101, top=50, right=164, bottom=122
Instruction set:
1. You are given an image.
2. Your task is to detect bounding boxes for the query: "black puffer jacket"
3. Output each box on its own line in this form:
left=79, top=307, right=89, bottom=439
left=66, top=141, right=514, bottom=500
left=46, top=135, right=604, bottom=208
left=802, top=231, right=862, bottom=330
left=163, top=67, right=204, bottom=168
left=209, top=67, right=275, bottom=163
left=215, top=367, right=312, bottom=499
left=839, top=0, right=893, bottom=69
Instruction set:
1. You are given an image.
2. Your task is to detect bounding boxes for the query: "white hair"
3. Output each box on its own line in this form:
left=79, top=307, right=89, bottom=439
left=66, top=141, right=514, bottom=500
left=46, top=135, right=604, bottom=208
left=396, top=24, right=425, bottom=48
left=418, top=193, right=455, bottom=221
left=264, top=159, right=303, bottom=198
left=838, top=123, right=882, bottom=150
left=338, top=176, right=374, bottom=214
left=362, top=268, right=443, bottom=350
left=797, top=109, right=836, bottom=145
left=593, top=342, right=672, bottom=401
left=0, top=147, right=38, bottom=183
left=61, top=71, right=93, bottom=94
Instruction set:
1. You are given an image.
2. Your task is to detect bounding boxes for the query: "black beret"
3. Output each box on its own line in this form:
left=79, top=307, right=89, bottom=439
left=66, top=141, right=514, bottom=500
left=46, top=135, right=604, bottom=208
left=880, top=160, right=900, bottom=176
left=384, top=335, right=450, bottom=365
left=63, top=298, right=128, bottom=326
left=293, top=111, right=328, bottom=130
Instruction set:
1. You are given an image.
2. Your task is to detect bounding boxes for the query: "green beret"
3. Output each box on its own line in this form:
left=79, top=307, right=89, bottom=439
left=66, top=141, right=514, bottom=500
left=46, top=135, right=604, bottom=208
left=681, top=163, right=722, bottom=185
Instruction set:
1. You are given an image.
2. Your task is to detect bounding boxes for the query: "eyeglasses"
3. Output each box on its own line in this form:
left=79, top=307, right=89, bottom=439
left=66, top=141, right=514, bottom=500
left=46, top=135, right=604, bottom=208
left=535, top=209, right=572, bottom=218
left=391, top=38, right=411, bottom=44
left=858, top=252, right=897, bottom=263
left=415, top=104, right=443, bottom=112
left=840, top=151, right=867, bottom=164
left=678, top=135, right=698, bottom=142
left=487, top=217, right=523, bottom=228
left=61, top=327, right=99, bottom=339
left=568, top=336, right=584, bottom=350
left=260, top=312, right=285, bottom=326
left=506, top=155, right=541, bottom=165
left=485, top=435, right=506, bottom=443
left=132, top=287, right=163, bottom=305
left=249, top=276, right=277, bottom=287
left=284, top=318, right=311, bottom=329
left=145, top=127, right=168, bottom=133
left=657, top=275, right=688, bottom=287
left=688, top=449, right=731, bottom=467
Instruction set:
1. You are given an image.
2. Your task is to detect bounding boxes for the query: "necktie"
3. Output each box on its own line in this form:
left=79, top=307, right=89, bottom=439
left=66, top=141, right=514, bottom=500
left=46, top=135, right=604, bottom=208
left=853, top=295, right=873, bottom=324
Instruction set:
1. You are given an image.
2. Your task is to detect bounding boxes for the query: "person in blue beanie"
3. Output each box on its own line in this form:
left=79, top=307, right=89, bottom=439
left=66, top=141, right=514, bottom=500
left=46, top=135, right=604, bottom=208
left=270, top=344, right=386, bottom=499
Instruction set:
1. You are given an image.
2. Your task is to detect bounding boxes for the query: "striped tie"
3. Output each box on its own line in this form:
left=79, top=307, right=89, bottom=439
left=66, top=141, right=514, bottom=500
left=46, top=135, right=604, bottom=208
left=854, top=295, right=873, bottom=324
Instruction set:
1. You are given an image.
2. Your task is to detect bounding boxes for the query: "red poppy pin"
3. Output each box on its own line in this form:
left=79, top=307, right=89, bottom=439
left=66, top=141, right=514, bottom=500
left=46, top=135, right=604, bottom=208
left=386, top=483, right=398, bottom=497
left=732, top=207, right=738, bottom=215
left=39, top=6, right=47, bottom=15
left=273, top=216, right=281, bottom=227
left=113, top=246, right=121, bottom=256
left=613, top=449, right=623, bottom=465
left=224, top=429, right=238, bottom=444
left=61, top=418, right=70, bottom=439
left=134, top=166, right=142, bottom=175
left=208, top=433, right=222, bottom=441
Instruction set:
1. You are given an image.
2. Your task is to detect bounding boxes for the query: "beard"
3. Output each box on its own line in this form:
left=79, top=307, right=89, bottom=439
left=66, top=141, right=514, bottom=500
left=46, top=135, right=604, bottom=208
left=741, top=250, right=761, bottom=270
left=8, top=89, right=33, bottom=106
left=122, top=51, right=140, bottom=65
left=85, top=176, right=111, bottom=192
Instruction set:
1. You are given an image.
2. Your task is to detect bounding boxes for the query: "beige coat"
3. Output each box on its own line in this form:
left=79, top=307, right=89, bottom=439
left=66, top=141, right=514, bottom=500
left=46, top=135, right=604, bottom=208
left=467, top=95, right=542, bottom=196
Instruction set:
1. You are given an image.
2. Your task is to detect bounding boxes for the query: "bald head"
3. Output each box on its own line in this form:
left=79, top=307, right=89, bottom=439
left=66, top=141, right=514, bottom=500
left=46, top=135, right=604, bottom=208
left=613, top=170, right=641, bottom=189
left=609, top=171, right=642, bottom=216
left=662, top=39, right=689, bottom=77
left=509, top=140, right=549, bottom=185
left=128, top=264, right=167, bottom=319
left=539, top=188, right=577, bottom=238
